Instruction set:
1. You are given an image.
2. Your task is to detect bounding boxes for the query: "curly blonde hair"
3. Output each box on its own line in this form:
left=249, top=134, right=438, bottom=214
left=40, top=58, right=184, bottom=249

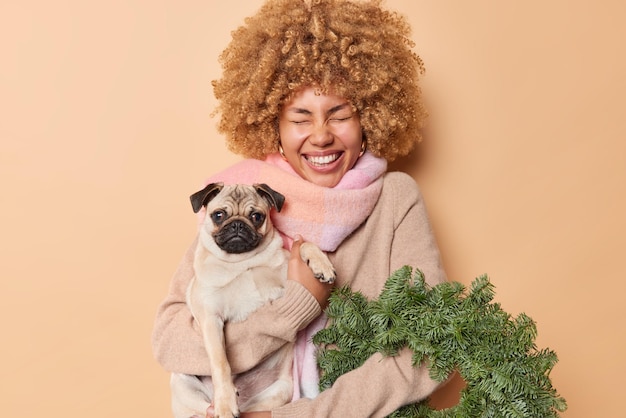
left=212, top=0, right=426, bottom=162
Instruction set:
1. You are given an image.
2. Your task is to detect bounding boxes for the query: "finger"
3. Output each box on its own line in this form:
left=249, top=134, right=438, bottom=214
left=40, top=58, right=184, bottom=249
left=289, top=234, right=303, bottom=257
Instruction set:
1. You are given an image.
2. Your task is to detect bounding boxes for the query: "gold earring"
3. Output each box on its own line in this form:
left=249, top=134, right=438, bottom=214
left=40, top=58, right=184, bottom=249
left=278, top=143, right=287, bottom=160
left=359, top=140, right=367, bottom=157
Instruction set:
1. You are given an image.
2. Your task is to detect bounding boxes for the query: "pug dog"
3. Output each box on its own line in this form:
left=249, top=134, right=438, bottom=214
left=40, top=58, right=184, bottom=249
left=170, top=183, right=336, bottom=418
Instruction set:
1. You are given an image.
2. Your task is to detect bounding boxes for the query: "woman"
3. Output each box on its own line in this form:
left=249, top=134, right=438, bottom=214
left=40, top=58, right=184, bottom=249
left=152, top=0, right=448, bottom=416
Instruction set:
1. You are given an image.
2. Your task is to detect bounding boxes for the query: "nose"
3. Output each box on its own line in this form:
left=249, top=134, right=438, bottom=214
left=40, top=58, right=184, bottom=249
left=228, top=220, right=246, bottom=234
left=308, top=122, right=334, bottom=147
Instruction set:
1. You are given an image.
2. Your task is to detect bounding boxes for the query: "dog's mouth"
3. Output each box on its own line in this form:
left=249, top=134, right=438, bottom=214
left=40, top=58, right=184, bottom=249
left=214, top=220, right=262, bottom=254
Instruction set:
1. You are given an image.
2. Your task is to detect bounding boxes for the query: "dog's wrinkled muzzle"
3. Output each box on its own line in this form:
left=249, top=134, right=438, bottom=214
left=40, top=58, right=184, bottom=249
left=214, top=220, right=262, bottom=254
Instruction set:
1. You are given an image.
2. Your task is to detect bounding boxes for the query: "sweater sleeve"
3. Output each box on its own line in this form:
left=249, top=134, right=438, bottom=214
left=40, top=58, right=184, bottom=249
left=389, top=173, right=447, bottom=286
left=151, top=237, right=322, bottom=375
left=271, top=173, right=448, bottom=417
left=273, top=349, right=441, bottom=417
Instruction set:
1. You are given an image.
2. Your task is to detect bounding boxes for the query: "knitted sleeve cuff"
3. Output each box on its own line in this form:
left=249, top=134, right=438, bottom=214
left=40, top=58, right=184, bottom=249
left=274, top=280, right=322, bottom=332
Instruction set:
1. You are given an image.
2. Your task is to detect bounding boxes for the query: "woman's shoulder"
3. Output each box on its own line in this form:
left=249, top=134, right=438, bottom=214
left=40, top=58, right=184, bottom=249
left=383, top=170, right=417, bottom=185
left=381, top=171, right=423, bottom=199
left=371, top=171, right=426, bottom=219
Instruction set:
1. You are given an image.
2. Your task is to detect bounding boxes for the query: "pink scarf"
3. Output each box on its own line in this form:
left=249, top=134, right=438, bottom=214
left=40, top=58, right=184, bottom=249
left=200, top=151, right=387, bottom=400
left=203, top=152, right=387, bottom=252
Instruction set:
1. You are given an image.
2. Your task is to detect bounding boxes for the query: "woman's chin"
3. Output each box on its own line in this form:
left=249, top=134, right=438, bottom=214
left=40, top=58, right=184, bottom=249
left=302, top=169, right=344, bottom=188
left=297, top=158, right=347, bottom=187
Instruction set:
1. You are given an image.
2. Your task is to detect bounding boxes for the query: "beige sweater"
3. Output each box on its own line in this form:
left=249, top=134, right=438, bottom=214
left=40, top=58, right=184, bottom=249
left=152, top=172, right=447, bottom=417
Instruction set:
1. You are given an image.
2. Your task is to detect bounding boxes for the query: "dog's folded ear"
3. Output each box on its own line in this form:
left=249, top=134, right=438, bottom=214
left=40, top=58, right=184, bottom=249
left=254, top=183, right=285, bottom=212
left=190, top=183, right=224, bottom=213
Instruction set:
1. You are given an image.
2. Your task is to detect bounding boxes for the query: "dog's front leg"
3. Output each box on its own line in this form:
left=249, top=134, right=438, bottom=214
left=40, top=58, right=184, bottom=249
left=197, top=313, right=239, bottom=418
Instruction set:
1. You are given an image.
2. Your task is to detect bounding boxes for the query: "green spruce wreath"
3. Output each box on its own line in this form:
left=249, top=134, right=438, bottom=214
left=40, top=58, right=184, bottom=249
left=313, top=266, right=567, bottom=417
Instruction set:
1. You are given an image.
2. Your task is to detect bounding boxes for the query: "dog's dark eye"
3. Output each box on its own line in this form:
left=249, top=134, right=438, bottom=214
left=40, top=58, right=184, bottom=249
left=249, top=212, right=265, bottom=226
left=211, top=210, right=226, bottom=225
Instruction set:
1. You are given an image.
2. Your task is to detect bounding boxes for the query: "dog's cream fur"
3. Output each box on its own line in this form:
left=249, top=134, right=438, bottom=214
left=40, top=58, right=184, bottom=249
left=170, top=183, right=335, bottom=418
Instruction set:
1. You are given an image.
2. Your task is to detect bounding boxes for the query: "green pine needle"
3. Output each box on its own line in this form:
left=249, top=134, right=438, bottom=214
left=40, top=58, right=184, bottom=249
left=313, top=266, right=567, bottom=417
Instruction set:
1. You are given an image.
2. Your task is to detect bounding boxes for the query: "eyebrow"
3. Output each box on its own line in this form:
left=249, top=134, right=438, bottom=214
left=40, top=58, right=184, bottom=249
left=287, top=103, right=351, bottom=117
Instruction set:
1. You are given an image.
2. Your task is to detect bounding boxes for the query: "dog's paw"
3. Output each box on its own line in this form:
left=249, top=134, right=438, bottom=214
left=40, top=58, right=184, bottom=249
left=211, top=405, right=239, bottom=418
left=213, top=388, right=239, bottom=418
left=311, top=262, right=336, bottom=284
left=299, top=242, right=336, bottom=284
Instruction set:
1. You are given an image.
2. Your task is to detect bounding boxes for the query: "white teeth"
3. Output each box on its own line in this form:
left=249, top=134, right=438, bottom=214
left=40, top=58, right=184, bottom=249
left=306, top=154, right=339, bottom=166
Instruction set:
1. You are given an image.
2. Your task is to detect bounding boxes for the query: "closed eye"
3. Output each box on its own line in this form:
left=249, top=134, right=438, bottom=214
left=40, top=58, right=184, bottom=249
left=330, top=116, right=352, bottom=122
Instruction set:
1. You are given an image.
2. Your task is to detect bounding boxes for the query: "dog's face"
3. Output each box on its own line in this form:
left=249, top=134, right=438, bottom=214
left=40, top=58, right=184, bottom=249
left=190, top=183, right=285, bottom=255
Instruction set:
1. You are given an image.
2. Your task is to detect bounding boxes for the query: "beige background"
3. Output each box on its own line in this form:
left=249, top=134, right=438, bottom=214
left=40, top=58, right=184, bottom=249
left=1, top=1, right=624, bottom=416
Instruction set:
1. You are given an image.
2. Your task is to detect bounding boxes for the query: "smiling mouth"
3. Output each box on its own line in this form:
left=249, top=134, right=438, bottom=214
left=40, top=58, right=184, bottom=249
left=305, top=153, right=342, bottom=167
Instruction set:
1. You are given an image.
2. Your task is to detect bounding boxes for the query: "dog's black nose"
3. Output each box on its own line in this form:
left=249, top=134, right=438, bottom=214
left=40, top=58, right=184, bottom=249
left=229, top=220, right=246, bottom=233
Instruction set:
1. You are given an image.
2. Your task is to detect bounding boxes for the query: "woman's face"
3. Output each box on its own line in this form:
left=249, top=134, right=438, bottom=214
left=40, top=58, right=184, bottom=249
left=278, top=87, right=363, bottom=188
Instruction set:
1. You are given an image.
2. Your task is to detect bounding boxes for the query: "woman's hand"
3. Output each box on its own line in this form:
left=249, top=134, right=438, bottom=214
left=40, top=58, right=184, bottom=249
left=288, top=236, right=334, bottom=308
left=239, top=412, right=271, bottom=418
left=206, top=405, right=270, bottom=418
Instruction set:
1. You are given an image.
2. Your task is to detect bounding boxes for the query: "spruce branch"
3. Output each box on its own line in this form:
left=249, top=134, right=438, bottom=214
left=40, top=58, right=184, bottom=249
left=313, top=266, right=567, bottom=417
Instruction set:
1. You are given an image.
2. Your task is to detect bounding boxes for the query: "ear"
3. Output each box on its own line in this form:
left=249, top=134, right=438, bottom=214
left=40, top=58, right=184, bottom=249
left=254, top=183, right=285, bottom=212
left=189, top=182, right=224, bottom=213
